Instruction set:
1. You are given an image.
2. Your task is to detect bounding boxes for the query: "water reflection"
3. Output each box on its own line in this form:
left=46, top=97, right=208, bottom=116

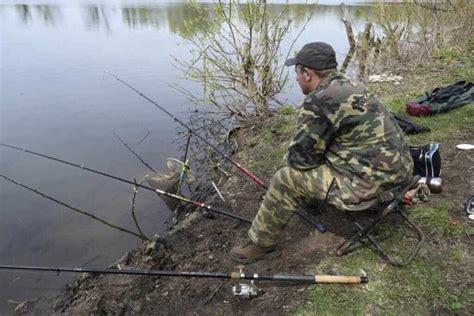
left=9, top=2, right=374, bottom=37
left=36, top=5, right=62, bottom=26
left=15, top=4, right=62, bottom=26
left=122, top=6, right=167, bottom=29
left=121, top=3, right=214, bottom=36
left=83, top=6, right=112, bottom=31
left=15, top=4, right=32, bottom=23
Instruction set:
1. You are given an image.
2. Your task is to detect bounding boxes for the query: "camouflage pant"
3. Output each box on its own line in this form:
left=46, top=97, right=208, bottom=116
left=248, top=165, right=337, bottom=247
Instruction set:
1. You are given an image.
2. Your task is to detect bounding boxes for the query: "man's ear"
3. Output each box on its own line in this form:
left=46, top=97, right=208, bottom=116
left=302, top=67, right=312, bottom=81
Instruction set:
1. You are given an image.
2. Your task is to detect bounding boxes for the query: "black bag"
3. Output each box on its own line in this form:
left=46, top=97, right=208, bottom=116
left=409, top=143, right=441, bottom=178
left=391, top=112, right=430, bottom=134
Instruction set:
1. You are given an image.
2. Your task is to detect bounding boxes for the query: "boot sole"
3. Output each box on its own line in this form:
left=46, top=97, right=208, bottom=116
left=230, top=248, right=282, bottom=264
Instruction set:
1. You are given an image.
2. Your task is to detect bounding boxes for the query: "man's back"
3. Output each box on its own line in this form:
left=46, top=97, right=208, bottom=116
left=288, top=73, right=413, bottom=210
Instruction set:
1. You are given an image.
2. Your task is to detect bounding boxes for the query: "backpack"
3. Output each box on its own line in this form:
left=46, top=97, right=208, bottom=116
left=406, top=81, right=473, bottom=116
left=409, top=143, right=441, bottom=178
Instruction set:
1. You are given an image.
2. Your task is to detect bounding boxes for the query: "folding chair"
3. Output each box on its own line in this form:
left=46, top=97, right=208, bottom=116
left=335, top=176, right=425, bottom=267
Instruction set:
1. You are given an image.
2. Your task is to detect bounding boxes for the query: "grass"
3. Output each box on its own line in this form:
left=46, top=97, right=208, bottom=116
left=367, top=36, right=474, bottom=144
left=369, top=40, right=474, bottom=145
left=381, top=95, right=474, bottom=144
left=239, top=105, right=298, bottom=176
left=237, top=40, right=473, bottom=314
left=298, top=242, right=473, bottom=315
left=410, top=202, right=474, bottom=237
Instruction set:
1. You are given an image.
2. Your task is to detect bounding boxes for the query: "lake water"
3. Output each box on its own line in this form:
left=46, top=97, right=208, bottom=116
left=0, top=0, right=371, bottom=312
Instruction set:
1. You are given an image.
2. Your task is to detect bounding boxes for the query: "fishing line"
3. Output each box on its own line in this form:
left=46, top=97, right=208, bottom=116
left=0, top=143, right=250, bottom=224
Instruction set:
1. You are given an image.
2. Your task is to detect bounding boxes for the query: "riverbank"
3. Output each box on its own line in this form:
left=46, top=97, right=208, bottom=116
left=22, top=41, right=474, bottom=315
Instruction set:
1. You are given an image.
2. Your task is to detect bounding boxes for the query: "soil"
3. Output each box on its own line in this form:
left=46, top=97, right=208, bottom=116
left=22, top=118, right=473, bottom=315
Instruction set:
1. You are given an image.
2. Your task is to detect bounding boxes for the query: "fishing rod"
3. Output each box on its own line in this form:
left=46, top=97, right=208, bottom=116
left=0, top=264, right=368, bottom=284
left=0, top=143, right=250, bottom=224
left=109, top=73, right=326, bottom=233
left=0, top=174, right=150, bottom=241
left=108, top=72, right=265, bottom=187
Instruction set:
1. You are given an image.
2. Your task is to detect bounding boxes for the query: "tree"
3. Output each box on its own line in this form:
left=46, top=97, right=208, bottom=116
left=173, top=0, right=310, bottom=119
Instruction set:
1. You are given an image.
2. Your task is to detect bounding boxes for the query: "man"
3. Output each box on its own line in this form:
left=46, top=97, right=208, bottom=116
left=231, top=42, right=414, bottom=264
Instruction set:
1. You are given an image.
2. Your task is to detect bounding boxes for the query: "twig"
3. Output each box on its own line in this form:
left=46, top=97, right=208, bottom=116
left=214, top=163, right=231, bottom=178
left=135, top=128, right=151, bottom=146
left=211, top=181, right=225, bottom=202
left=412, top=0, right=452, bottom=12
left=176, top=134, right=192, bottom=195
left=150, top=254, right=171, bottom=271
left=1, top=174, right=147, bottom=241
left=113, top=131, right=157, bottom=174
left=171, top=115, right=231, bottom=144
left=130, top=178, right=151, bottom=241
left=340, top=3, right=356, bottom=50
left=204, top=280, right=226, bottom=304
left=279, top=11, right=313, bottom=82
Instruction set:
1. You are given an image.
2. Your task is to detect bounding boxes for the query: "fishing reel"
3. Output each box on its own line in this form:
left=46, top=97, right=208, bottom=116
left=232, top=280, right=261, bottom=299
left=231, top=268, right=261, bottom=299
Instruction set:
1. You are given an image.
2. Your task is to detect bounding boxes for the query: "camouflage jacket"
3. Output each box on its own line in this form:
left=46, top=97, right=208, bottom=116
left=287, top=72, right=413, bottom=209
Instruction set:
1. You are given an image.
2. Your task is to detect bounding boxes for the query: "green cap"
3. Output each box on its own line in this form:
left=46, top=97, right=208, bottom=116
left=285, top=42, right=337, bottom=70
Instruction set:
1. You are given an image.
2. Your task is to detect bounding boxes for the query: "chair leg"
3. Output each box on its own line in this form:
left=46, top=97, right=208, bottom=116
left=335, top=212, right=383, bottom=256
left=338, top=217, right=394, bottom=263
left=389, top=211, right=425, bottom=266
left=335, top=210, right=425, bottom=266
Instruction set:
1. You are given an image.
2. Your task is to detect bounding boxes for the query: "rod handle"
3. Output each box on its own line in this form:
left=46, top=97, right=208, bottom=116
left=315, top=275, right=367, bottom=284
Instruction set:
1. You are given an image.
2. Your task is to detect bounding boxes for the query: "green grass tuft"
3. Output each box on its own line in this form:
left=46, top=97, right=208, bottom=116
left=241, top=106, right=298, bottom=175
left=278, top=104, right=296, bottom=116
left=410, top=203, right=474, bottom=237
left=432, top=47, right=465, bottom=63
